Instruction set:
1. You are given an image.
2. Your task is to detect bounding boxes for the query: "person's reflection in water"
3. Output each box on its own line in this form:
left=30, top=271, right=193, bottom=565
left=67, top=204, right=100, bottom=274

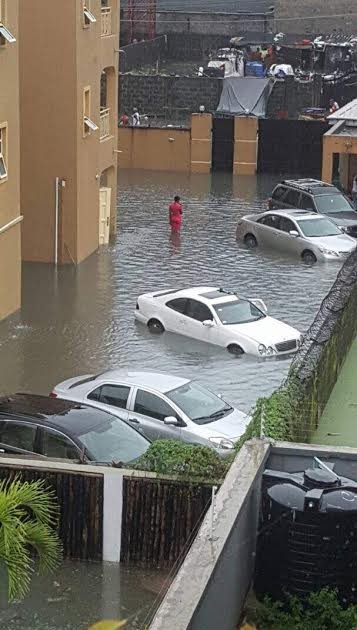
left=169, top=229, right=181, bottom=252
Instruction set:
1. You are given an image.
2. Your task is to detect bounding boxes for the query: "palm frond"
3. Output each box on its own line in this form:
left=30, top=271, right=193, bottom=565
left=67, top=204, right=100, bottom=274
left=22, top=520, right=62, bottom=574
left=2, top=477, right=59, bottom=526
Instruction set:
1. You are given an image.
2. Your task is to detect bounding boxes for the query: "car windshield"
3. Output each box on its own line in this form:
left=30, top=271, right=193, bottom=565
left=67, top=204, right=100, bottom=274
left=166, top=382, right=232, bottom=425
left=78, top=417, right=149, bottom=463
left=297, top=218, right=341, bottom=237
left=213, top=299, right=265, bottom=325
left=314, top=194, right=355, bottom=214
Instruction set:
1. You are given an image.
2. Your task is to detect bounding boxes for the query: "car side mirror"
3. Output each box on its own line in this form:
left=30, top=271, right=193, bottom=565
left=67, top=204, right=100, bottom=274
left=164, top=416, right=179, bottom=426
left=289, top=230, right=299, bottom=237
left=250, top=299, right=268, bottom=314
left=202, top=319, right=215, bottom=327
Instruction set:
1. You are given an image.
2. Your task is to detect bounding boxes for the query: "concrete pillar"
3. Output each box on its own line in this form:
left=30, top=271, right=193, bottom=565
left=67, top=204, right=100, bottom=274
left=321, top=138, right=334, bottom=183
left=190, top=113, right=212, bottom=173
left=233, top=117, right=258, bottom=175
left=103, top=470, right=124, bottom=563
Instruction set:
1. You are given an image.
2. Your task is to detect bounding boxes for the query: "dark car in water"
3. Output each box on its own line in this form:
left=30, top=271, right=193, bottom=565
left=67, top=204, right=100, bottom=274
left=0, top=394, right=150, bottom=464
left=269, top=179, right=357, bottom=237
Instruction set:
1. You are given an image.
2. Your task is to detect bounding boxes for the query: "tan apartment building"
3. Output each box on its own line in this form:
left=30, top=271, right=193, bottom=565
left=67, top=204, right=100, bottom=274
left=19, top=0, right=119, bottom=264
left=0, top=0, right=22, bottom=320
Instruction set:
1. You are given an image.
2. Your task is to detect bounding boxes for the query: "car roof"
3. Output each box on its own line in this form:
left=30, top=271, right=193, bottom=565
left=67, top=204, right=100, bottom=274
left=152, top=286, right=248, bottom=307
left=81, top=370, right=190, bottom=394
left=277, top=179, right=340, bottom=196
left=0, top=394, right=117, bottom=436
left=259, top=209, right=321, bottom=220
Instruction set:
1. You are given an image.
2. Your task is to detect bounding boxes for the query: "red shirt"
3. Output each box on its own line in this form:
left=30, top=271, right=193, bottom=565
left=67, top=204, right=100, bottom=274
left=169, top=202, right=182, bottom=225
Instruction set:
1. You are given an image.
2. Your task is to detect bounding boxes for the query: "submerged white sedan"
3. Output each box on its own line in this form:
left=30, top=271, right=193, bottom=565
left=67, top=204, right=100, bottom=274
left=134, top=286, right=302, bottom=357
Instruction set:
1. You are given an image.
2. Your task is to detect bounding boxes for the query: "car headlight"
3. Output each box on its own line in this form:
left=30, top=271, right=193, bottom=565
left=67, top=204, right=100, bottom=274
left=319, top=248, right=340, bottom=256
left=209, top=437, right=234, bottom=450
left=266, top=346, right=275, bottom=356
left=258, top=344, right=267, bottom=355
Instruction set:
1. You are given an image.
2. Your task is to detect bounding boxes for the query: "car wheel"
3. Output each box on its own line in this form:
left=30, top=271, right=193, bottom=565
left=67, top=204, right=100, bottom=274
left=244, top=234, right=258, bottom=249
left=147, top=319, right=165, bottom=334
left=302, top=250, right=317, bottom=265
left=227, top=344, right=244, bottom=356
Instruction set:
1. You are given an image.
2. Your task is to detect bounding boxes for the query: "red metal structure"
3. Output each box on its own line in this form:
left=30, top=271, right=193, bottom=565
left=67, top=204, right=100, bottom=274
left=126, top=0, right=156, bottom=42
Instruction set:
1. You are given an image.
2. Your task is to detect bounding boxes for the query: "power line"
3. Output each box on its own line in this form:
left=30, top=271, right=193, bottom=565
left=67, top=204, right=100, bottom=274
left=120, top=10, right=357, bottom=24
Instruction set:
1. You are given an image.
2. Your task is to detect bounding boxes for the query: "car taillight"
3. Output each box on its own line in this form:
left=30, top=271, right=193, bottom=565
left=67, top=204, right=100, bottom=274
left=268, top=197, right=273, bottom=209
left=49, top=392, right=57, bottom=398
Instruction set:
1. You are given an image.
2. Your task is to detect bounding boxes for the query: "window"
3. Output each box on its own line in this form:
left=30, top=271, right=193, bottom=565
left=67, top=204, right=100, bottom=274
left=0, top=422, right=37, bottom=452
left=297, top=218, right=341, bottom=237
left=0, top=2, right=16, bottom=46
left=167, top=382, right=233, bottom=425
left=166, top=298, right=187, bottom=314
left=83, top=86, right=98, bottom=136
left=258, top=214, right=281, bottom=229
left=284, top=189, right=301, bottom=207
left=213, top=299, right=265, bottom=325
left=298, top=193, right=315, bottom=211
left=272, top=186, right=287, bottom=201
left=185, top=299, right=213, bottom=322
left=78, top=416, right=148, bottom=464
left=83, top=1, right=97, bottom=27
left=279, top=217, right=296, bottom=233
left=134, top=390, right=177, bottom=422
left=88, top=384, right=130, bottom=410
left=41, top=430, right=79, bottom=460
left=0, top=123, right=7, bottom=181
left=315, top=194, right=355, bottom=215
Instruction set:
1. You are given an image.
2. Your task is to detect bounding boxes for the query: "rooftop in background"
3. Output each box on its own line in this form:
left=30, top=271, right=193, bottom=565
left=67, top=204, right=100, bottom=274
left=328, top=98, right=357, bottom=122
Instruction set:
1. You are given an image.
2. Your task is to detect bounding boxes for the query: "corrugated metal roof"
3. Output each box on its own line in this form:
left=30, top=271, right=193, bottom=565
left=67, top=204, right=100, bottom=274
left=328, top=98, right=357, bottom=122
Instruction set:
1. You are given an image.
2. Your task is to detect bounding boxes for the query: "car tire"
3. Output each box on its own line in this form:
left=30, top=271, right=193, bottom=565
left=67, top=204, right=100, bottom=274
left=147, top=319, right=165, bottom=334
left=244, top=234, right=258, bottom=249
left=227, top=344, right=244, bottom=356
left=302, top=250, right=317, bottom=265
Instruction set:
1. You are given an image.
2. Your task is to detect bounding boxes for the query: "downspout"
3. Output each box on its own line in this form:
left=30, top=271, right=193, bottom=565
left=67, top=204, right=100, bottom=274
left=54, top=177, right=59, bottom=265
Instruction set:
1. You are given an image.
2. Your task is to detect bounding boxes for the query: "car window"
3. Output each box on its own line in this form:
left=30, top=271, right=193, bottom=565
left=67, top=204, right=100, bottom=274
left=185, top=299, right=213, bottom=322
left=41, top=430, right=79, bottom=459
left=134, top=389, right=176, bottom=421
left=257, top=214, right=281, bottom=229
left=315, top=194, right=355, bottom=214
left=279, top=217, right=296, bottom=233
left=284, top=189, right=300, bottom=207
left=272, top=186, right=287, bottom=201
left=298, top=193, right=315, bottom=211
left=0, top=422, right=37, bottom=452
left=88, top=384, right=130, bottom=409
left=166, top=298, right=187, bottom=313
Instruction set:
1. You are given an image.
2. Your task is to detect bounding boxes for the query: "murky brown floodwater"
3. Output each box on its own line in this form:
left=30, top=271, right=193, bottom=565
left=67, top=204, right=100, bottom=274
left=0, top=170, right=342, bottom=627
left=0, top=170, right=339, bottom=414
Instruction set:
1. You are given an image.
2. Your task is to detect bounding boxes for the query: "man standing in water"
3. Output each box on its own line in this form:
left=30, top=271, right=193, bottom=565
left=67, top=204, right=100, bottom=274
left=169, top=195, right=183, bottom=232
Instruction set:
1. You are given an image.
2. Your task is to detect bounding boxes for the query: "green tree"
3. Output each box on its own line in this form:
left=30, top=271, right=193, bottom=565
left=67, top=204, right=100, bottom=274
left=0, top=477, right=62, bottom=601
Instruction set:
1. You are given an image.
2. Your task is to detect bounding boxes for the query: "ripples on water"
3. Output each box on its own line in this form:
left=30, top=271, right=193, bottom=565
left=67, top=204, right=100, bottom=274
left=0, top=171, right=339, bottom=414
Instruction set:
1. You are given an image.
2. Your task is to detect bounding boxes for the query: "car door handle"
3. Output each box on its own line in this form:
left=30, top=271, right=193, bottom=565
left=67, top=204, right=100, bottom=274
left=129, top=417, right=140, bottom=424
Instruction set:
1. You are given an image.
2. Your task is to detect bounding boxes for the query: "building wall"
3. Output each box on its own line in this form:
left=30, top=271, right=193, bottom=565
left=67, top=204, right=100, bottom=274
left=0, top=0, right=21, bottom=320
left=275, top=0, right=357, bottom=35
left=19, top=0, right=118, bottom=265
left=156, top=10, right=273, bottom=36
left=118, top=127, right=191, bottom=171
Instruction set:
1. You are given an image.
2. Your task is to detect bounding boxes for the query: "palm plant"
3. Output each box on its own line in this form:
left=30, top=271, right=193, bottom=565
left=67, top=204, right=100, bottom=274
left=0, top=476, right=62, bottom=601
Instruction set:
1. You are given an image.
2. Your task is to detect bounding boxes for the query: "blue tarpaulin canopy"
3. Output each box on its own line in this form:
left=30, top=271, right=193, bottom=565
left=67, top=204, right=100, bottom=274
left=217, top=77, right=274, bottom=117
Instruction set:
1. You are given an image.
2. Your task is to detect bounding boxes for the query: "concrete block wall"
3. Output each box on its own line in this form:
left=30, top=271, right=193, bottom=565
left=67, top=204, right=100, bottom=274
left=275, top=0, right=357, bottom=34
left=266, top=77, right=319, bottom=118
left=119, top=36, right=167, bottom=72
left=156, top=11, right=273, bottom=36
left=119, top=74, right=222, bottom=123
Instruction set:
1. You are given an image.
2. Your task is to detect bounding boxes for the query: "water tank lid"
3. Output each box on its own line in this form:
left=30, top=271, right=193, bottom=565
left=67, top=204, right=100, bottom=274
left=304, top=467, right=340, bottom=488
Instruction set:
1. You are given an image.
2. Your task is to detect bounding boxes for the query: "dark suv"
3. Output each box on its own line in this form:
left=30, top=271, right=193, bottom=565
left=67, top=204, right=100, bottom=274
left=269, top=179, right=357, bottom=237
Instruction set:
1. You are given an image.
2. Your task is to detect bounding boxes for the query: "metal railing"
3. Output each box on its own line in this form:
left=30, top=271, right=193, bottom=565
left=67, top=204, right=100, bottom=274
left=100, top=108, right=110, bottom=139
left=101, top=7, right=112, bottom=36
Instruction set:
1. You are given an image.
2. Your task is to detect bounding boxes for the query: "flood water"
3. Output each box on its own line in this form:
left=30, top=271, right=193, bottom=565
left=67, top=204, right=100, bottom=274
left=0, top=562, right=163, bottom=629
left=0, top=170, right=339, bottom=415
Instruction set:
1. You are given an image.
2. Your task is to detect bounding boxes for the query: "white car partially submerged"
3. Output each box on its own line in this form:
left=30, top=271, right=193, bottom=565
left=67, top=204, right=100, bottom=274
left=135, top=286, right=302, bottom=357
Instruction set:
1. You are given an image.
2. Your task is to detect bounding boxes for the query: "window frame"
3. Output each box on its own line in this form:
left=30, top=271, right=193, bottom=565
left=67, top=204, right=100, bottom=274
left=166, top=297, right=188, bottom=314
left=82, top=0, right=97, bottom=28
left=284, top=188, right=301, bottom=208
left=257, top=214, right=282, bottom=230
left=39, top=426, right=82, bottom=460
left=298, top=193, right=316, bottom=212
left=0, top=419, right=39, bottom=454
left=83, top=86, right=98, bottom=137
left=279, top=216, right=297, bottom=234
left=0, top=122, right=8, bottom=182
left=184, top=298, right=214, bottom=323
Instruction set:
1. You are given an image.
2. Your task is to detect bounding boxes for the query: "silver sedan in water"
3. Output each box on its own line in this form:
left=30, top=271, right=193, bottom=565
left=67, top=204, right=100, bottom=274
left=52, top=370, right=250, bottom=452
left=236, top=209, right=357, bottom=264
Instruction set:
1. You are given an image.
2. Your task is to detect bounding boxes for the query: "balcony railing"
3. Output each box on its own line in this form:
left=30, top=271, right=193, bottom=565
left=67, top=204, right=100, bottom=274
left=100, top=108, right=111, bottom=140
left=101, top=7, right=112, bottom=36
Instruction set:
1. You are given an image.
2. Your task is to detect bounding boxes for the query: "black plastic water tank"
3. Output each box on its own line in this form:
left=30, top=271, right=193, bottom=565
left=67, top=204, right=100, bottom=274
left=254, top=465, right=357, bottom=603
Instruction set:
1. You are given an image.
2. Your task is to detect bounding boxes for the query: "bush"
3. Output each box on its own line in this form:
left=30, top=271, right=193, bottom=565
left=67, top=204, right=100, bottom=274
left=254, top=589, right=357, bottom=630
left=132, top=440, right=232, bottom=480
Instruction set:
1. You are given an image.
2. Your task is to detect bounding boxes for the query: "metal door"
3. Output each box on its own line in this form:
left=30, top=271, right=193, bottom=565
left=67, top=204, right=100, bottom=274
left=99, top=187, right=111, bottom=245
left=212, top=116, right=234, bottom=172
